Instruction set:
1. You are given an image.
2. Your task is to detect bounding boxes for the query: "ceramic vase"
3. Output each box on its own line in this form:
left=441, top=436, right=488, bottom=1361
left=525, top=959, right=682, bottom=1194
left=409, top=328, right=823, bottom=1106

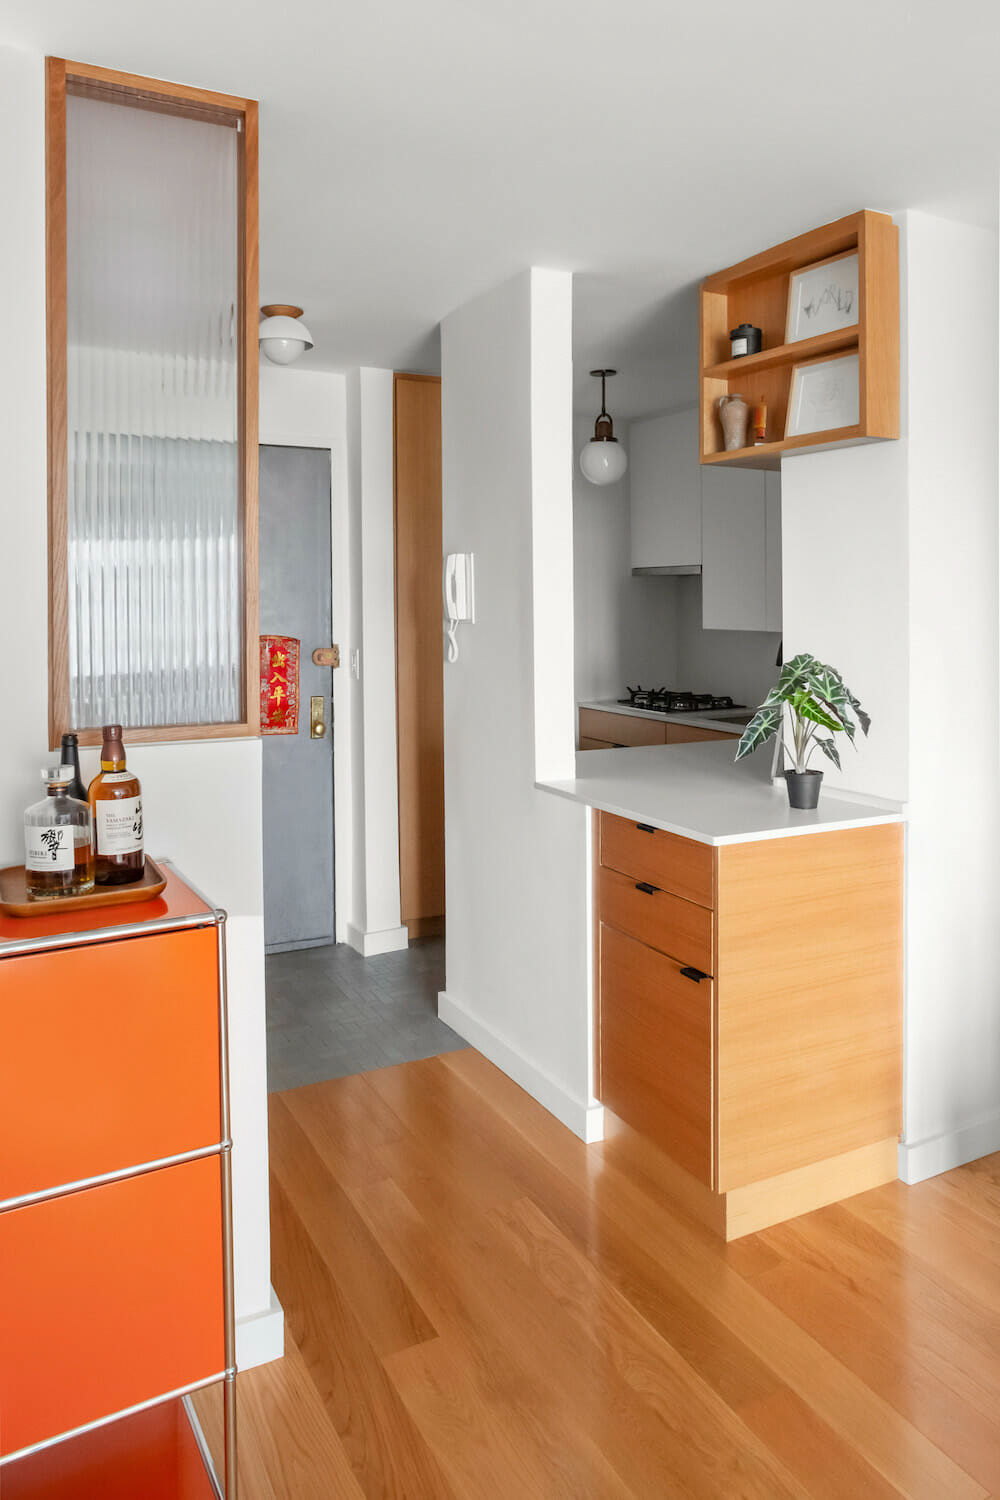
left=717, top=393, right=750, bottom=452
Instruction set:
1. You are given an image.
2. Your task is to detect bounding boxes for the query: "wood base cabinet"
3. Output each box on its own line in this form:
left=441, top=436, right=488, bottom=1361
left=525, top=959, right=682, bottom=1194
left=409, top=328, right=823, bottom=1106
left=595, top=812, right=903, bottom=1238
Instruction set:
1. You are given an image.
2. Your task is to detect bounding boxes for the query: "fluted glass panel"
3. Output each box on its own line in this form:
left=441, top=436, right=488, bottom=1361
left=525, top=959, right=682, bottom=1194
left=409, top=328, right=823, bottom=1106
left=66, top=91, right=241, bottom=729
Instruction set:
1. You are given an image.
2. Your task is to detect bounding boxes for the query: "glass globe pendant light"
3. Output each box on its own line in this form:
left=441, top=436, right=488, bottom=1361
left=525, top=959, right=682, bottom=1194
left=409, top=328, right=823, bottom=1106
left=580, top=368, right=627, bottom=486
left=259, top=304, right=314, bottom=365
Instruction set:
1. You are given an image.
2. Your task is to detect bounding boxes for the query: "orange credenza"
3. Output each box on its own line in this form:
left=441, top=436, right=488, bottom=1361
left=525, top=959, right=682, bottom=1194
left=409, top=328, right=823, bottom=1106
left=0, top=864, right=236, bottom=1494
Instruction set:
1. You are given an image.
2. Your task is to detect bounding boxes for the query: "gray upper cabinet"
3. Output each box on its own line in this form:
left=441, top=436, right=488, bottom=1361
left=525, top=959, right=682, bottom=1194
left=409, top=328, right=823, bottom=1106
left=630, top=406, right=702, bottom=571
left=701, top=468, right=782, bottom=631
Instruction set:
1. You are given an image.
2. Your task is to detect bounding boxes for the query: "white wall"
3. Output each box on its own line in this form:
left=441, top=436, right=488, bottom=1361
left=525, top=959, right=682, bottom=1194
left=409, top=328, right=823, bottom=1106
left=572, top=416, right=679, bottom=702
left=674, top=575, right=781, bottom=709
left=0, top=46, right=278, bottom=1365
left=782, top=208, right=1000, bottom=1182
left=572, top=419, right=780, bottom=709
left=440, top=269, right=601, bottom=1140
left=903, top=211, right=1000, bottom=1172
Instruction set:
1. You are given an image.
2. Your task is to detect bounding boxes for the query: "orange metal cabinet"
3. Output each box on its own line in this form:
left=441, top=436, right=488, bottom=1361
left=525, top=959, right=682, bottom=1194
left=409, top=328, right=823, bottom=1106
left=0, top=1156, right=224, bottom=1455
left=0, top=863, right=236, bottom=1496
left=0, top=926, right=222, bottom=1201
left=2, top=1399, right=219, bottom=1500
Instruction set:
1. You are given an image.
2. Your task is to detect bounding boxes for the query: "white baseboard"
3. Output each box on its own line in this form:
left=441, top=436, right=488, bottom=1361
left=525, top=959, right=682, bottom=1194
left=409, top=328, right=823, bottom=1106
left=236, top=1285, right=284, bottom=1369
left=438, top=989, right=604, bottom=1143
left=345, top=922, right=409, bottom=958
left=898, top=1113, right=1000, bottom=1184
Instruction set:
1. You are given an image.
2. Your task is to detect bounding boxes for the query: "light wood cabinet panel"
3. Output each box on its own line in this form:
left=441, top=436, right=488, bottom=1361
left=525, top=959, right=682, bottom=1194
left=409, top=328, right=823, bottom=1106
left=395, top=373, right=444, bottom=934
left=578, top=709, right=665, bottom=748
left=579, top=736, right=615, bottom=751
left=600, top=924, right=713, bottom=1185
left=665, top=723, right=738, bottom=744
left=715, top=823, right=903, bottom=1192
left=629, top=406, right=701, bottom=570
left=599, top=866, right=713, bottom=974
left=600, top=812, right=715, bottom=909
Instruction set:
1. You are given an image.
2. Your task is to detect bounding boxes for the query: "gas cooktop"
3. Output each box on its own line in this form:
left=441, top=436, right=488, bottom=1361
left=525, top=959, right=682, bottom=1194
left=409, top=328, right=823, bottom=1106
left=616, top=686, right=747, bottom=714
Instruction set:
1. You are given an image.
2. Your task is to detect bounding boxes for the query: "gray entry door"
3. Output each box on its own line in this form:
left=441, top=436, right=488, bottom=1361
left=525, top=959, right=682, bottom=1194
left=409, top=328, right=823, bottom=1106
left=260, top=445, right=334, bottom=950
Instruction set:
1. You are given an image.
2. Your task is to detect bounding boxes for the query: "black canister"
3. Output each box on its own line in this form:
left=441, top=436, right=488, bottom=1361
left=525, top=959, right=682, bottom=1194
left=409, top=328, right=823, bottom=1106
left=729, top=323, right=762, bottom=358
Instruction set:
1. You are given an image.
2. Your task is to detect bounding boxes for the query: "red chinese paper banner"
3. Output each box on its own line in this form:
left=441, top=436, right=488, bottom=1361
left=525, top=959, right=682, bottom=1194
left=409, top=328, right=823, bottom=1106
left=259, top=635, right=300, bottom=734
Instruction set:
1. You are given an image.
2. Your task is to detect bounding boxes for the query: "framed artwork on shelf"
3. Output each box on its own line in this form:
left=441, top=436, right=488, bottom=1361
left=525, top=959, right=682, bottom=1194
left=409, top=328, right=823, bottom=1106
left=786, top=352, right=860, bottom=437
left=785, top=251, right=859, bottom=342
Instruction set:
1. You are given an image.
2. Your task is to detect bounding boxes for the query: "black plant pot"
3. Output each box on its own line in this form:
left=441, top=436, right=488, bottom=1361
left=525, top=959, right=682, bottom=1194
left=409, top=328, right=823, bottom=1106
left=785, top=769, right=823, bottom=809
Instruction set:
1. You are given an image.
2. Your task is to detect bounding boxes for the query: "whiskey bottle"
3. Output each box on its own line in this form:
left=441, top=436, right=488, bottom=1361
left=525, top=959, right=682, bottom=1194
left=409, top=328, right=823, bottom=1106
left=24, top=767, right=95, bottom=899
left=59, top=731, right=88, bottom=804
left=89, top=724, right=145, bottom=885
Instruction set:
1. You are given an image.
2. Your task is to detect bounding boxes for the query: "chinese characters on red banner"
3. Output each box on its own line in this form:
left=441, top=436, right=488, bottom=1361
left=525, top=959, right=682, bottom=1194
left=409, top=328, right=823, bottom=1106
left=259, top=636, right=300, bottom=734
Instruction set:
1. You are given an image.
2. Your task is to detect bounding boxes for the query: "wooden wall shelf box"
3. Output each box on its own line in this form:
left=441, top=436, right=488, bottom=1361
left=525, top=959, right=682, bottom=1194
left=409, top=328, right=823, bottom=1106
left=699, top=210, right=899, bottom=470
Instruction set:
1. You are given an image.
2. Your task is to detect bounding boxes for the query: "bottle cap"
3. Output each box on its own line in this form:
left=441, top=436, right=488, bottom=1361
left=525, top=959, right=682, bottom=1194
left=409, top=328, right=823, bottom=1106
left=41, top=766, right=72, bottom=783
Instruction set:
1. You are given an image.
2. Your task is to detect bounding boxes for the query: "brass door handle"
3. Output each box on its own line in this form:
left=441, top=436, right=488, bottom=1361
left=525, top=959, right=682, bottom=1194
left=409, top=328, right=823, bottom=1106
left=310, top=696, right=326, bottom=738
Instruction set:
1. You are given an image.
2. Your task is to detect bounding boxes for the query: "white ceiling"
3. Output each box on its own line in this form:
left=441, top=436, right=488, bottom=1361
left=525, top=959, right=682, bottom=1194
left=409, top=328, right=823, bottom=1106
left=2, top=0, right=998, bottom=418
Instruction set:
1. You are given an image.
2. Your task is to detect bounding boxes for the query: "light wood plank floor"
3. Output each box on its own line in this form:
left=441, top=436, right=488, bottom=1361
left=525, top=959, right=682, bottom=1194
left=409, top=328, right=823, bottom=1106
left=197, top=1050, right=1000, bottom=1498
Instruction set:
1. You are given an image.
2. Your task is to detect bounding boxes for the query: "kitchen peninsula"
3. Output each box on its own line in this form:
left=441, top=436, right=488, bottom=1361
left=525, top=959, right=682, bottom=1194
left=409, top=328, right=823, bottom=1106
left=539, top=741, right=905, bottom=1238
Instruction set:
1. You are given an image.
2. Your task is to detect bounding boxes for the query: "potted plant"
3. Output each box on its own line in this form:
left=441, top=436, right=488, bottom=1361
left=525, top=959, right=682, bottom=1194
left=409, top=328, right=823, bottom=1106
left=735, top=653, right=870, bottom=809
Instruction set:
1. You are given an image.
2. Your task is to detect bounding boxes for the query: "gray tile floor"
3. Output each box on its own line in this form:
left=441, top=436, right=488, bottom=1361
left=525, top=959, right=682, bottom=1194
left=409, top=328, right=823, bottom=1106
left=265, top=936, right=465, bottom=1093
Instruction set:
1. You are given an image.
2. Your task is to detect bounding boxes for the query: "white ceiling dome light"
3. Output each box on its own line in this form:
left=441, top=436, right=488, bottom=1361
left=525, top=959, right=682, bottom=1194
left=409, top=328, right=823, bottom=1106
left=580, top=368, right=627, bottom=486
left=259, top=304, right=314, bottom=365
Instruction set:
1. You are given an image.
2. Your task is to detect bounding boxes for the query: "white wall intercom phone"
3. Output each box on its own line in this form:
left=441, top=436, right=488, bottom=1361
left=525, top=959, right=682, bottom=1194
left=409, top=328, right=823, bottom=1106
left=443, top=552, right=475, bottom=662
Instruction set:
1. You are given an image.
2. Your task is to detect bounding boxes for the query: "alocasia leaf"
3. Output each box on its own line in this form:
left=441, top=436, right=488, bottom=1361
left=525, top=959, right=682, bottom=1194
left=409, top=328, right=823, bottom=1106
left=814, top=736, right=842, bottom=770
left=790, top=690, right=842, bottom=732
left=734, top=702, right=782, bottom=762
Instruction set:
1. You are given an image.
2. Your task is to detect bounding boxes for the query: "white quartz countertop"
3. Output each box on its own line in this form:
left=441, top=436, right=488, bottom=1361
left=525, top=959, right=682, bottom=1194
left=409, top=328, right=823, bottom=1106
left=538, top=740, right=905, bottom=847
left=578, top=699, right=748, bottom=735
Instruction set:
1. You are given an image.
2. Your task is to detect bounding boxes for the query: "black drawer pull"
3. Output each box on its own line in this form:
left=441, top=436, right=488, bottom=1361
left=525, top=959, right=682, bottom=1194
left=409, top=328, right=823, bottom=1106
left=636, top=822, right=656, bottom=834
left=611, top=742, right=626, bottom=748
left=680, top=966, right=709, bottom=983
left=635, top=881, right=658, bottom=895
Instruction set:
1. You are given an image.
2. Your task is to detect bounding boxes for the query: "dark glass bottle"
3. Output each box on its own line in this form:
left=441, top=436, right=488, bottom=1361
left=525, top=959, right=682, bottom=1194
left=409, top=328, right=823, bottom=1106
left=88, top=724, right=144, bottom=885
left=59, top=732, right=88, bottom=805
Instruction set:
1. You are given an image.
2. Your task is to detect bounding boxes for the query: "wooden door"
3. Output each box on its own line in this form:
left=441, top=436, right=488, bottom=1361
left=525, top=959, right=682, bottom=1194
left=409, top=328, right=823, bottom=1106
left=394, top=374, right=445, bottom=937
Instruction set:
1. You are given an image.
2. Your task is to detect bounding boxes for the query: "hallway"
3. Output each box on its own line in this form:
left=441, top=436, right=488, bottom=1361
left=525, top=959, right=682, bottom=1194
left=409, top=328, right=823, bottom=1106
left=265, top=938, right=464, bottom=1092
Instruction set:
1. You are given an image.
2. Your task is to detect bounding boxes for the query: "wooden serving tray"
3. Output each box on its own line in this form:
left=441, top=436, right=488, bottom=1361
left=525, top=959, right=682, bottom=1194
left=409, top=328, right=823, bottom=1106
left=0, top=856, right=167, bottom=918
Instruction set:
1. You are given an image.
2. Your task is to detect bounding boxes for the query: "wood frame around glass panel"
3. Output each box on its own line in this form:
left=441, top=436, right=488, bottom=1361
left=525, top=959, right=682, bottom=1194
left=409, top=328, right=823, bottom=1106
left=45, top=58, right=260, bottom=748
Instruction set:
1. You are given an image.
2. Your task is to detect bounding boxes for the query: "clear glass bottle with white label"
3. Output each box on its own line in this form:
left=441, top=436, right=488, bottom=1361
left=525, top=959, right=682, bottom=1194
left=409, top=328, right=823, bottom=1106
left=88, top=724, right=145, bottom=885
left=24, top=767, right=95, bottom=899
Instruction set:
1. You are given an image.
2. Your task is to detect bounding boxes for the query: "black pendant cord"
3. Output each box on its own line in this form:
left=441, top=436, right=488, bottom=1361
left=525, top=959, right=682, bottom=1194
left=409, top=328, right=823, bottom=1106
left=590, top=368, right=617, bottom=443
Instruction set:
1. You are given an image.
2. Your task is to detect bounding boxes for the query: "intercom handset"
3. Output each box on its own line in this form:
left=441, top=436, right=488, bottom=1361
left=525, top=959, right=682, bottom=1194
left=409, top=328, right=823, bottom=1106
left=443, top=553, right=475, bottom=662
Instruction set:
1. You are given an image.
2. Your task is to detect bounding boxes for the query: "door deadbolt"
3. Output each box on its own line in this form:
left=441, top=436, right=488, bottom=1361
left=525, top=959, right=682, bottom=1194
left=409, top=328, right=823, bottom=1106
left=310, top=695, right=326, bottom=739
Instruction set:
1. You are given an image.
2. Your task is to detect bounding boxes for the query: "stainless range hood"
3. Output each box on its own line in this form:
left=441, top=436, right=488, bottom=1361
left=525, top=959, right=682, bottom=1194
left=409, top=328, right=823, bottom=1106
left=631, top=564, right=702, bottom=576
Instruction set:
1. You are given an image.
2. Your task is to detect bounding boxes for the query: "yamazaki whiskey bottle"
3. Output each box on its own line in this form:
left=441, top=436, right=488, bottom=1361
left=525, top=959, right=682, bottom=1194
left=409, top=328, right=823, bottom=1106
left=88, top=724, right=145, bottom=885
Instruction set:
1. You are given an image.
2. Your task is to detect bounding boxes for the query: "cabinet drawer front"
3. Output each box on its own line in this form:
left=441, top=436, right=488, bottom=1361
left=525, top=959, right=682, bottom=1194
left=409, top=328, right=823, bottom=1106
left=665, top=724, right=738, bottom=744
left=579, top=736, right=616, bottom=751
left=0, top=1155, right=225, bottom=1456
left=0, top=926, right=221, bottom=1203
left=579, top=710, right=665, bottom=748
left=600, top=812, right=714, bottom=908
left=599, top=867, right=712, bottom=974
left=599, top=925, right=713, bottom=1185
